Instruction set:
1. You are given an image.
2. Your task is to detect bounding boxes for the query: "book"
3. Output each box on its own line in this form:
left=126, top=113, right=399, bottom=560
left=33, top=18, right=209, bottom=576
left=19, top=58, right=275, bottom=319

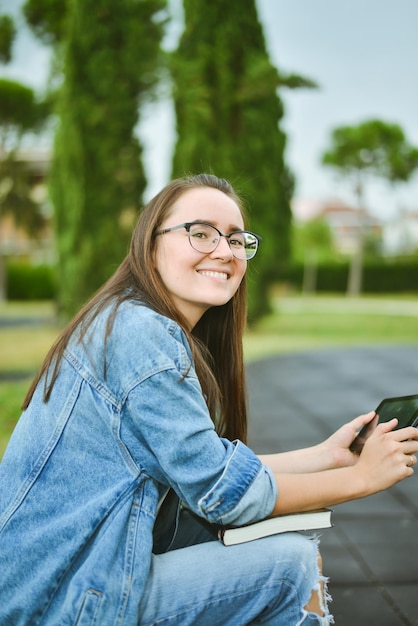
left=218, top=508, right=333, bottom=546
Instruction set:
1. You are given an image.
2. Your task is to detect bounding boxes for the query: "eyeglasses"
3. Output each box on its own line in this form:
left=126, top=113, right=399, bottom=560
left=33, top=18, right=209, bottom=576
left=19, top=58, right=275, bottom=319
left=155, top=222, right=261, bottom=260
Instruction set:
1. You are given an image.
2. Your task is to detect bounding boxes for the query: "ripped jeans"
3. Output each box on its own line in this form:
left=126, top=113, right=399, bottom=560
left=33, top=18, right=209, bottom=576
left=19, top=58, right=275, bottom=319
left=139, top=507, right=333, bottom=625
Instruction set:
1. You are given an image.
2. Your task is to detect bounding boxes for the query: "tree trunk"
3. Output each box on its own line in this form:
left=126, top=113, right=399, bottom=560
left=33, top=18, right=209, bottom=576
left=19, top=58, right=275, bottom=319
left=347, top=174, right=364, bottom=296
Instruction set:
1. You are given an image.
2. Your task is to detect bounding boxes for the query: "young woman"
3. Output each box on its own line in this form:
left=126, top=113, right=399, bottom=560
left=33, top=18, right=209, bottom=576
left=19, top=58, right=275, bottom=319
left=1, top=173, right=417, bottom=626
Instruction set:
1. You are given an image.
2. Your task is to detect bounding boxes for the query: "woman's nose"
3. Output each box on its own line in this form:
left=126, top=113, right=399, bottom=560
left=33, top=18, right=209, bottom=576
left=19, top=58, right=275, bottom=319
left=210, top=236, right=233, bottom=260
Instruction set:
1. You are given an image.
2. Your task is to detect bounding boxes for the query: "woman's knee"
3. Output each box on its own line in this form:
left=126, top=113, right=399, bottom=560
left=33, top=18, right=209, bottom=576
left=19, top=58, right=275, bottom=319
left=304, top=550, right=325, bottom=617
left=257, top=534, right=332, bottom=624
left=317, top=550, right=323, bottom=574
left=261, top=533, right=322, bottom=599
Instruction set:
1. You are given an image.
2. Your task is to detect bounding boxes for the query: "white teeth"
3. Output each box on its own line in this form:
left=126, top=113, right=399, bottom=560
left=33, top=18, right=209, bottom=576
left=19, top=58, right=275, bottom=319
left=199, top=271, right=228, bottom=280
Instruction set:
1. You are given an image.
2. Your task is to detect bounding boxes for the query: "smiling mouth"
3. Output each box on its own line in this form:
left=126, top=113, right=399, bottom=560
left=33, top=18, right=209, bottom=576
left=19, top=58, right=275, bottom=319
left=198, top=270, right=228, bottom=280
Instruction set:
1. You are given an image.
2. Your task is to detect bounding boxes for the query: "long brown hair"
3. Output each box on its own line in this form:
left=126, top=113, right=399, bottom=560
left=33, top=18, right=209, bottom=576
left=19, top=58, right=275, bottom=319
left=23, top=174, right=249, bottom=442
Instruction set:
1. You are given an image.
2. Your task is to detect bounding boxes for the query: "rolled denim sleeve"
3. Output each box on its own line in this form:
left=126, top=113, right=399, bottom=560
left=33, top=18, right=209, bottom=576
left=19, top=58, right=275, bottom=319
left=124, top=367, right=278, bottom=528
left=198, top=439, right=278, bottom=526
left=114, top=309, right=277, bottom=528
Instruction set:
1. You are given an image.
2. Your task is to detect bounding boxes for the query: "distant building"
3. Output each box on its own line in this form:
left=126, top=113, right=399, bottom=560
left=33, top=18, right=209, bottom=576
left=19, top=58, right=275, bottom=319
left=382, top=211, right=418, bottom=256
left=0, top=148, right=54, bottom=264
left=317, top=201, right=382, bottom=254
left=292, top=198, right=382, bottom=255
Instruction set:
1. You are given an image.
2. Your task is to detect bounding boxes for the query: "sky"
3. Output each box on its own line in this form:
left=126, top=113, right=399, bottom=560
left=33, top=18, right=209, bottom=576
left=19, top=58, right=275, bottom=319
left=2, top=0, right=418, bottom=222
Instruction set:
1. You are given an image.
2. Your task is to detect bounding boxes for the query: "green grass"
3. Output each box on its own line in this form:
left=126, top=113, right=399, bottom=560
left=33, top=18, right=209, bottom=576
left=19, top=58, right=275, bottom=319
left=2, top=296, right=418, bottom=457
left=244, top=295, right=418, bottom=360
left=0, top=300, right=55, bottom=319
left=0, top=301, right=62, bottom=458
left=0, top=380, right=31, bottom=458
left=0, top=327, right=62, bottom=372
left=0, top=300, right=59, bottom=373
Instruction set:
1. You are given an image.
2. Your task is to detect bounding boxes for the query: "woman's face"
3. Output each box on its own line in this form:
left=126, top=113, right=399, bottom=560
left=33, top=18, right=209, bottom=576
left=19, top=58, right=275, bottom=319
left=154, top=186, right=247, bottom=328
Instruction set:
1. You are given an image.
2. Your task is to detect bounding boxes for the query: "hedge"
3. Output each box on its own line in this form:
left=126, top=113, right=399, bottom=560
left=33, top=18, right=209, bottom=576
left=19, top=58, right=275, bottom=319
left=5, top=259, right=418, bottom=301
left=284, top=260, right=418, bottom=294
left=6, top=263, right=56, bottom=300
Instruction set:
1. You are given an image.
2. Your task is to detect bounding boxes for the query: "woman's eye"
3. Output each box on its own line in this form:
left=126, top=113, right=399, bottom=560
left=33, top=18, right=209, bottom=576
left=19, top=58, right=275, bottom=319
left=192, top=231, right=208, bottom=239
left=230, top=237, right=244, bottom=248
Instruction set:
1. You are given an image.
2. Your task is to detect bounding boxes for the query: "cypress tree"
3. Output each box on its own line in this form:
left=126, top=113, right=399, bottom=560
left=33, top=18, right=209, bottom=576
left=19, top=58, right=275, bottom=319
left=171, top=0, right=295, bottom=320
left=50, top=0, right=166, bottom=316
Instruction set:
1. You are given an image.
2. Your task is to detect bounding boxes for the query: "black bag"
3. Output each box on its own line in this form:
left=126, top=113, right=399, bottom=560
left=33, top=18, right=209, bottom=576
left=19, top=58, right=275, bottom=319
left=153, top=489, right=219, bottom=554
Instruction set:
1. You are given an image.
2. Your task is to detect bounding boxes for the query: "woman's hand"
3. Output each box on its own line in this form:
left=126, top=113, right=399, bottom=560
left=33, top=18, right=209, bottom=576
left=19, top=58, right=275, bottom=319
left=268, top=413, right=418, bottom=516
left=354, top=419, right=418, bottom=493
left=319, top=411, right=378, bottom=469
left=259, top=411, right=379, bottom=474
left=270, top=418, right=418, bottom=516
left=260, top=410, right=418, bottom=478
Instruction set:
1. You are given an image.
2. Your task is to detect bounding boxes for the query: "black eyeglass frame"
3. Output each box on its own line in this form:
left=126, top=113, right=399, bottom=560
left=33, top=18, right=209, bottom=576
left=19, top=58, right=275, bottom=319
left=154, top=222, right=262, bottom=260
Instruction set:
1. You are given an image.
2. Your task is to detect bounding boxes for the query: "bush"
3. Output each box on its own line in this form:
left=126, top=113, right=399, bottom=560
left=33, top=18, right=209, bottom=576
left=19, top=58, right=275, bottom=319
left=287, top=259, right=418, bottom=293
left=362, top=261, right=418, bottom=293
left=6, top=263, right=56, bottom=300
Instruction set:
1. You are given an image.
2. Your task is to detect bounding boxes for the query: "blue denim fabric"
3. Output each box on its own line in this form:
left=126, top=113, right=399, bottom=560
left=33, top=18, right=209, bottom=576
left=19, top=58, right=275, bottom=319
left=140, top=532, right=331, bottom=625
left=0, top=302, right=280, bottom=625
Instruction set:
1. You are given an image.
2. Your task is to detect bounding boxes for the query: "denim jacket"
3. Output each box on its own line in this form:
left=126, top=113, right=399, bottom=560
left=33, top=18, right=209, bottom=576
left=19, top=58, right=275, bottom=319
left=0, top=301, right=277, bottom=625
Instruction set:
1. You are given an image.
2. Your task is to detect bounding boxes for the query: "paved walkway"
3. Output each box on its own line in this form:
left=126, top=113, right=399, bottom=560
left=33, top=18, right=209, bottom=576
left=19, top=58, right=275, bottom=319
left=246, top=345, right=418, bottom=626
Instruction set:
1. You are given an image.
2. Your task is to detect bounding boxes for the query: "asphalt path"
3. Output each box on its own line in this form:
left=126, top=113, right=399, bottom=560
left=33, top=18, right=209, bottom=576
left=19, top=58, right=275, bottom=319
left=247, top=345, right=418, bottom=626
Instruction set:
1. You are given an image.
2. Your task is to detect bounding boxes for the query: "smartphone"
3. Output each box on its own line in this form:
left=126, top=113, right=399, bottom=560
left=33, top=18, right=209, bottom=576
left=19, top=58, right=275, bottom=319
left=350, top=394, right=418, bottom=454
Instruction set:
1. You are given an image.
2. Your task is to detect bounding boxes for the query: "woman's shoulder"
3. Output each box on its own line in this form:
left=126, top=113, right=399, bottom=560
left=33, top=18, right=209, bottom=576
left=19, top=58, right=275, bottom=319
left=115, top=300, right=180, bottom=337
left=106, top=300, right=192, bottom=364
left=68, top=300, right=193, bottom=391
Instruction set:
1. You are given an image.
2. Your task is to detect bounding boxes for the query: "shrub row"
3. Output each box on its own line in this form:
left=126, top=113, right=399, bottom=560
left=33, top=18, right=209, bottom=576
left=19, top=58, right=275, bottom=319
left=285, top=260, right=418, bottom=293
left=6, top=263, right=56, bottom=300
left=5, top=259, right=418, bottom=301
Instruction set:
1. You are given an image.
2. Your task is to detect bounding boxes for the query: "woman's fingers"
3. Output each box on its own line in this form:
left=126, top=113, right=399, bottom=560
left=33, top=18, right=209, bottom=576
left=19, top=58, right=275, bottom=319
left=351, top=411, right=376, bottom=430
left=405, top=454, right=417, bottom=467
